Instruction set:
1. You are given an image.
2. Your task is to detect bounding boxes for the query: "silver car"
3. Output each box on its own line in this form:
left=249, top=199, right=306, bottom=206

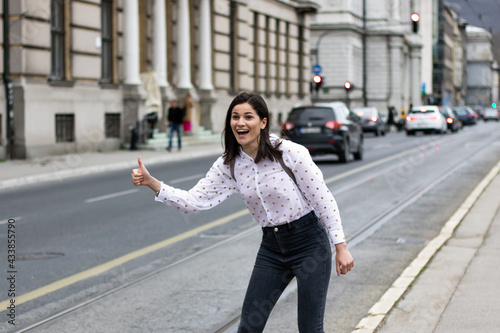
left=406, top=105, right=447, bottom=136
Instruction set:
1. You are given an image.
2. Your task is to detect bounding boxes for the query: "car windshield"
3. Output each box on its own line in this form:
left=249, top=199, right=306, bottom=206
left=410, top=109, right=436, bottom=114
left=287, top=107, right=335, bottom=122
left=353, top=108, right=377, bottom=117
left=453, top=108, right=468, bottom=115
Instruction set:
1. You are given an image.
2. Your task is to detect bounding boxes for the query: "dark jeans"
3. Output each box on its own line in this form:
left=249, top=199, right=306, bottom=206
left=238, top=211, right=332, bottom=333
left=168, top=123, right=182, bottom=149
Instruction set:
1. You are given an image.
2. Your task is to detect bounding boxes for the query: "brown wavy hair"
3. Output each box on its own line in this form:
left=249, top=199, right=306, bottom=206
left=222, top=92, right=282, bottom=165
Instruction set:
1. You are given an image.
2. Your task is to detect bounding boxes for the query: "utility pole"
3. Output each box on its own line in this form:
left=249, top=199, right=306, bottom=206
left=3, top=0, right=14, bottom=159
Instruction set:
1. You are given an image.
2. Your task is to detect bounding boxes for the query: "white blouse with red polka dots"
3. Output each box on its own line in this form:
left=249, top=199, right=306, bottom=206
left=155, top=136, right=346, bottom=245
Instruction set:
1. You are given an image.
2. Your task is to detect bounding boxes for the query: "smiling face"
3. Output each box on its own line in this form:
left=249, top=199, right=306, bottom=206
left=231, top=103, right=267, bottom=158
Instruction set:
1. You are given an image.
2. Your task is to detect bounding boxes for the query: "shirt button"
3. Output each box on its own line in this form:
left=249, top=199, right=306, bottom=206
left=274, top=227, right=278, bottom=232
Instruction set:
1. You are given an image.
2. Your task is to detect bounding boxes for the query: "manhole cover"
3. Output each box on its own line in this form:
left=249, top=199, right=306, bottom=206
left=17, top=252, right=65, bottom=260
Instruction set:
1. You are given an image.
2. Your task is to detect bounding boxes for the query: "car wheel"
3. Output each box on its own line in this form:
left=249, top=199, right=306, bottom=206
left=406, top=130, right=414, bottom=136
left=353, top=139, right=363, bottom=161
left=375, top=128, right=380, bottom=137
left=338, top=139, right=349, bottom=163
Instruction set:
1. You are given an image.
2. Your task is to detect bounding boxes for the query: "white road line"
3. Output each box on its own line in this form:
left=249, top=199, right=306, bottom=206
left=170, top=173, right=205, bottom=184
left=85, top=189, right=139, bottom=203
left=0, top=216, right=22, bottom=225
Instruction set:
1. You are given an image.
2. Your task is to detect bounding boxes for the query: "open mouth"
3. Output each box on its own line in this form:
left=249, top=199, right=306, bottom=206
left=236, top=130, right=249, bottom=137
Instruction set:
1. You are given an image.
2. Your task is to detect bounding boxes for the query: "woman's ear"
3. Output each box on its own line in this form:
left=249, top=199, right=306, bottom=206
left=260, top=117, right=268, bottom=130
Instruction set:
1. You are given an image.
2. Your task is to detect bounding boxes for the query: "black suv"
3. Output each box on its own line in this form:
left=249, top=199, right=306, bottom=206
left=281, top=102, right=364, bottom=163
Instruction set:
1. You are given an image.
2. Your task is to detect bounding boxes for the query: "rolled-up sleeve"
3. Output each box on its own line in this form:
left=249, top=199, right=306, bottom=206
left=155, top=157, right=238, bottom=214
left=284, top=143, right=346, bottom=245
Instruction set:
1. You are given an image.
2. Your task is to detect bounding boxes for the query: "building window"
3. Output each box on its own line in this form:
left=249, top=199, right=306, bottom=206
left=253, top=12, right=260, bottom=92
left=229, top=1, right=239, bottom=92
left=101, top=0, right=115, bottom=83
left=55, top=114, right=75, bottom=142
left=285, top=22, right=290, bottom=95
left=275, top=19, right=280, bottom=96
left=50, top=0, right=66, bottom=80
left=139, top=0, right=152, bottom=73
left=105, top=113, right=121, bottom=138
left=298, top=25, right=304, bottom=98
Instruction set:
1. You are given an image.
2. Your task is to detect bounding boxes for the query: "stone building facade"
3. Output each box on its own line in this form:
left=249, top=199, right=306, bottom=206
left=432, top=1, right=467, bottom=106
left=465, top=25, right=499, bottom=107
left=0, top=0, right=316, bottom=159
left=308, top=0, right=423, bottom=117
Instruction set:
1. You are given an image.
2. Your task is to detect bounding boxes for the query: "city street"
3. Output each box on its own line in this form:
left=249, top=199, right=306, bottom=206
left=1, top=121, right=500, bottom=332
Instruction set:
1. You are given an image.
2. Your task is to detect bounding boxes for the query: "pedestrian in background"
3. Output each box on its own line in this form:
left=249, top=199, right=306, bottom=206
left=386, top=106, right=396, bottom=132
left=131, top=91, right=354, bottom=332
left=166, top=100, right=185, bottom=152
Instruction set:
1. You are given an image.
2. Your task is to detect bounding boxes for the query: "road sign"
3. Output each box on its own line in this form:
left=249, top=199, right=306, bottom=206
left=312, top=64, right=322, bottom=75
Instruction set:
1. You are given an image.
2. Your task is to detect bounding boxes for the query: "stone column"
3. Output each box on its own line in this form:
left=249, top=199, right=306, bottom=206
left=177, top=0, right=193, bottom=89
left=153, top=0, right=168, bottom=87
left=123, top=0, right=146, bottom=146
left=389, top=36, right=403, bottom=109
left=153, top=0, right=169, bottom=131
left=410, top=45, right=423, bottom=107
left=123, top=0, right=141, bottom=85
left=198, top=0, right=216, bottom=131
left=199, top=0, right=213, bottom=90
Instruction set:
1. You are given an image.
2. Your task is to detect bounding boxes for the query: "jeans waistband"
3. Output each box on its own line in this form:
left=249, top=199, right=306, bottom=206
left=262, top=211, right=317, bottom=235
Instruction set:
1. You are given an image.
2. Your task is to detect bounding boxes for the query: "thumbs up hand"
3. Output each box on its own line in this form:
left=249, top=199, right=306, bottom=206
left=132, top=156, right=150, bottom=186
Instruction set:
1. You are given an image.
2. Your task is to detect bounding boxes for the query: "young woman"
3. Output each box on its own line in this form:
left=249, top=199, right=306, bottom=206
left=131, top=92, right=354, bottom=332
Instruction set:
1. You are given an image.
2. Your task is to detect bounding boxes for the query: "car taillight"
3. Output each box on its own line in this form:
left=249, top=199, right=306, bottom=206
left=469, top=113, right=474, bottom=118
left=371, top=116, right=378, bottom=122
left=406, top=116, right=416, bottom=122
left=325, top=121, right=342, bottom=130
left=447, top=117, right=453, bottom=124
left=282, top=122, right=294, bottom=131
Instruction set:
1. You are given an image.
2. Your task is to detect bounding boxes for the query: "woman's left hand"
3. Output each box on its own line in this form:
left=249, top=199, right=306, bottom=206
left=334, top=242, right=354, bottom=276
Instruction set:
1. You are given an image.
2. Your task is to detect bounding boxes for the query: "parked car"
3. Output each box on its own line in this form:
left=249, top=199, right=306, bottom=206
left=282, top=102, right=364, bottom=163
left=352, top=107, right=386, bottom=136
left=439, top=106, right=461, bottom=132
left=452, top=106, right=477, bottom=126
left=482, top=108, right=500, bottom=122
left=405, top=105, right=448, bottom=136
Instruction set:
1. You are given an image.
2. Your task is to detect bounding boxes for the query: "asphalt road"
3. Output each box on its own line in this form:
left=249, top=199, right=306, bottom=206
left=1, top=121, right=500, bottom=332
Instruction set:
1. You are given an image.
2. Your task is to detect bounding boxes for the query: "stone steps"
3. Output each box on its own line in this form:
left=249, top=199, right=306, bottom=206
left=139, top=128, right=222, bottom=151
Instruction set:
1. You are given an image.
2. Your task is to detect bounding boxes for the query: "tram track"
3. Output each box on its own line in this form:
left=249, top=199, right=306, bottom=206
left=211, top=134, right=494, bottom=333
left=11, top=130, right=498, bottom=333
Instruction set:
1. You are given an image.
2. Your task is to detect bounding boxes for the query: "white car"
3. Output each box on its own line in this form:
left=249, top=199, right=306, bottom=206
left=406, top=105, right=448, bottom=136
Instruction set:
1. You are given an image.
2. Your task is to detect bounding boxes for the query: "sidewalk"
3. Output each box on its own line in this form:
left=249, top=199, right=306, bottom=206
left=0, top=142, right=224, bottom=191
left=355, top=160, right=500, bottom=333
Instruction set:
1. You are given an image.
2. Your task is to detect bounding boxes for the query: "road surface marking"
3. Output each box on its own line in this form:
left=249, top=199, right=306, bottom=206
left=85, top=189, right=139, bottom=203
left=0, top=216, right=22, bottom=225
left=0, top=210, right=249, bottom=309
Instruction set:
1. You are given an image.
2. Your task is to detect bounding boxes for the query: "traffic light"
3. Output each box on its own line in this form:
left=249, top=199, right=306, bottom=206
left=411, top=13, right=420, bottom=33
left=313, top=75, right=323, bottom=92
left=344, top=81, right=352, bottom=92
left=492, top=102, right=497, bottom=108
